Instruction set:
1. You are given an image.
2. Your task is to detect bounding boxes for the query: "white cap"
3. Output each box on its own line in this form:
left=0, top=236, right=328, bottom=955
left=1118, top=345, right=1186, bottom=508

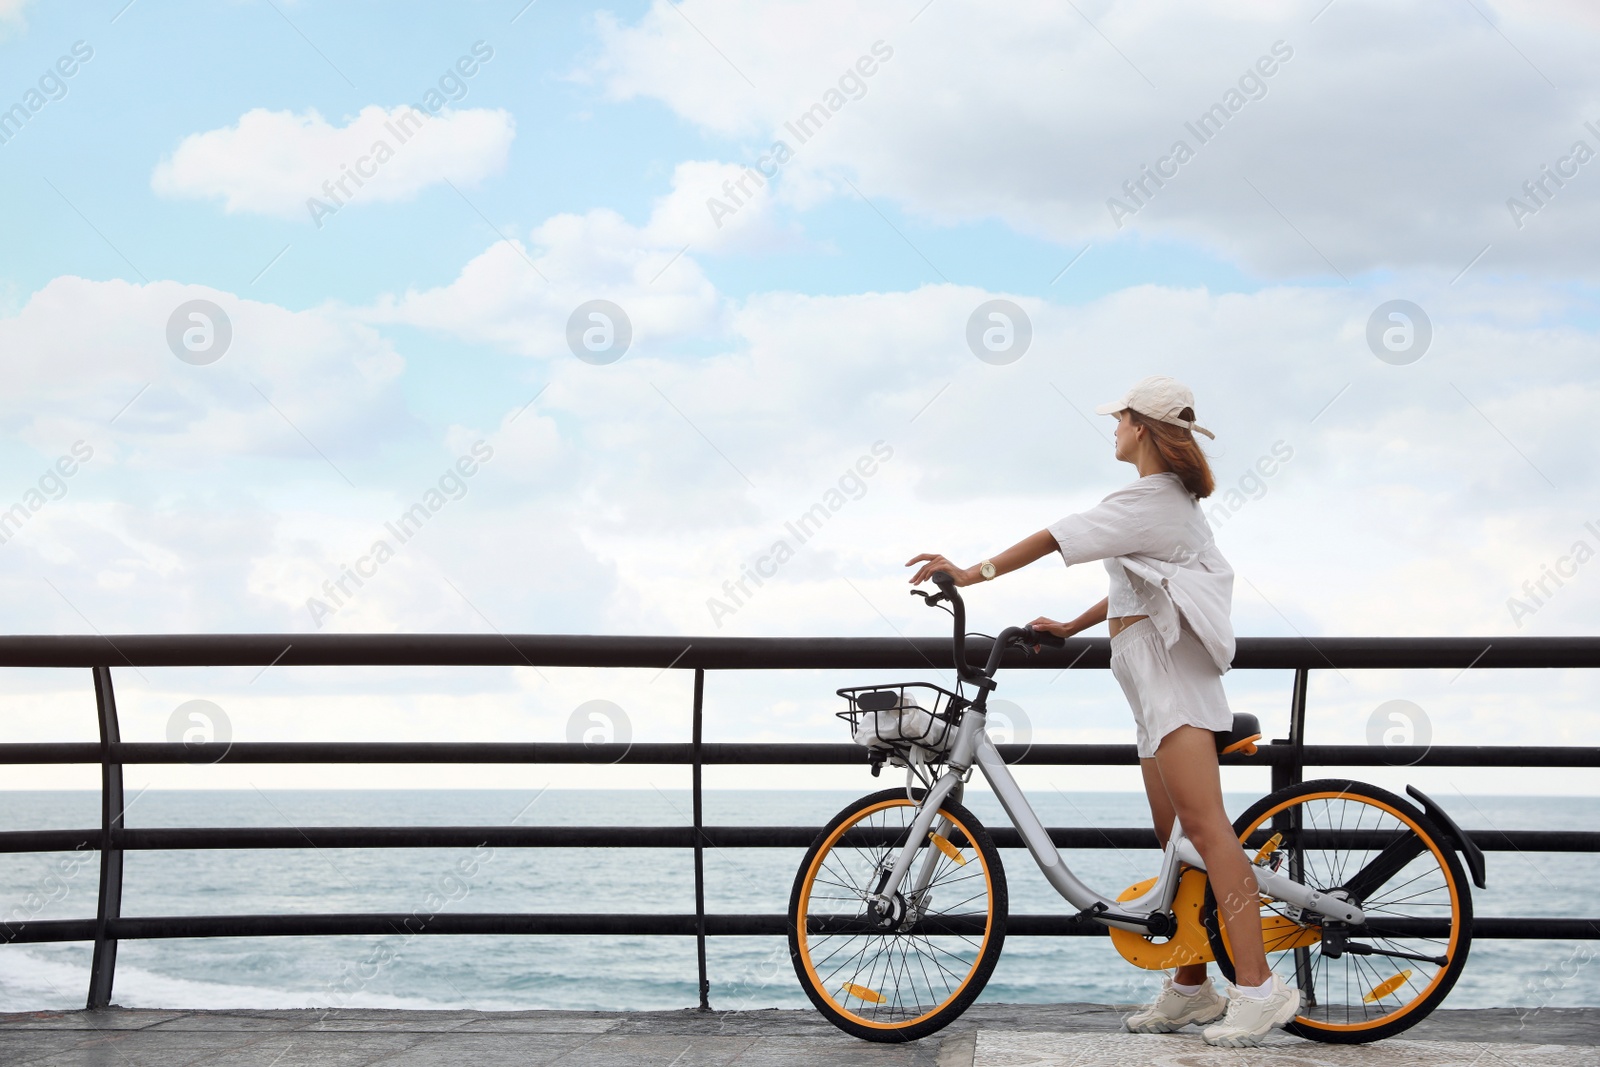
left=1094, top=375, right=1214, bottom=439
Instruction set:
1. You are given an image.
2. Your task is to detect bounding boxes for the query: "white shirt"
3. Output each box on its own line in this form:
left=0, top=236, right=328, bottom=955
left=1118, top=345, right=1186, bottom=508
left=1047, top=472, right=1236, bottom=674
left=1104, top=557, right=1150, bottom=617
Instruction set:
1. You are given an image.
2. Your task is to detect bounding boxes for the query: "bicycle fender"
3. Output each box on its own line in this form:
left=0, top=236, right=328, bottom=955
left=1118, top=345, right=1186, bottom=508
left=1405, top=785, right=1488, bottom=889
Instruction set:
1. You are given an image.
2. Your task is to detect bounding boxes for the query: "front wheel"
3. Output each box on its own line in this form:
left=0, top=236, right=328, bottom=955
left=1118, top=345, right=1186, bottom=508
left=1203, top=778, right=1473, bottom=1044
left=788, top=787, right=1007, bottom=1042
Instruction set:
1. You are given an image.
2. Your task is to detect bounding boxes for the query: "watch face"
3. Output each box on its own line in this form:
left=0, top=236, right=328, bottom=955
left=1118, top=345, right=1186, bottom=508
left=981, top=561, right=996, bottom=579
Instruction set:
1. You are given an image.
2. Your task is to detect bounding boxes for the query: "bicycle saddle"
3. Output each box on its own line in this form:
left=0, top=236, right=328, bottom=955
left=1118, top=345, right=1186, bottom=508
left=1215, top=712, right=1262, bottom=755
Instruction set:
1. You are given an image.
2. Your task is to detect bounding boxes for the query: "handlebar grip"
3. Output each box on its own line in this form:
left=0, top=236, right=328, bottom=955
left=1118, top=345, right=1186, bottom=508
left=1024, top=626, right=1067, bottom=648
left=930, top=570, right=957, bottom=591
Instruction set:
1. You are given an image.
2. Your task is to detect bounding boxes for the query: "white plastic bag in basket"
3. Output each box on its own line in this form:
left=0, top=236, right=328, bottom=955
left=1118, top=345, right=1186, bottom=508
left=852, top=695, right=948, bottom=751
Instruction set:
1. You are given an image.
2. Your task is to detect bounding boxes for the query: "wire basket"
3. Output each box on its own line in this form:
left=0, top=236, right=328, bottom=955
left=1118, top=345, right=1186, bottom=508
left=836, top=682, right=967, bottom=765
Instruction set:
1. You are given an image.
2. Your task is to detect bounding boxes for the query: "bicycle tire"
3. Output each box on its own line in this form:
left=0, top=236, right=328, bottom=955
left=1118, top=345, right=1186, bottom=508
left=788, top=786, right=1007, bottom=1042
left=1202, top=778, right=1473, bottom=1044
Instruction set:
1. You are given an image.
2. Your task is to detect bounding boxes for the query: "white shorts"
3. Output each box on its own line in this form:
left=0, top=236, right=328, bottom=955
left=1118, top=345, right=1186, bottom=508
left=1109, top=616, right=1234, bottom=759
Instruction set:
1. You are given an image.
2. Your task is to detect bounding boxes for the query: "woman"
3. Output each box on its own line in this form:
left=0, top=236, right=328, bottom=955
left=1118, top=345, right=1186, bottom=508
left=906, top=375, right=1300, bottom=1048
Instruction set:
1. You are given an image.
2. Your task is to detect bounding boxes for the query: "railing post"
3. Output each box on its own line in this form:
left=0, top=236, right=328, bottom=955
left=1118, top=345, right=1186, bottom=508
left=1273, top=666, right=1314, bottom=1006
left=692, top=667, right=710, bottom=1011
left=87, top=665, right=124, bottom=1010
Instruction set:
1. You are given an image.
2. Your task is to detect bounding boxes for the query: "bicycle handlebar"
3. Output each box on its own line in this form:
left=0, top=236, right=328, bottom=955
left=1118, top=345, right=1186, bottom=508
left=926, top=571, right=980, bottom=685
left=921, top=571, right=1065, bottom=687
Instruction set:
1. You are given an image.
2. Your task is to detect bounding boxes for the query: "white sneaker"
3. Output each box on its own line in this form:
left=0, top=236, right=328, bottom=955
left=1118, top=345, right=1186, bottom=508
left=1123, top=974, right=1228, bottom=1033
left=1201, top=973, right=1301, bottom=1047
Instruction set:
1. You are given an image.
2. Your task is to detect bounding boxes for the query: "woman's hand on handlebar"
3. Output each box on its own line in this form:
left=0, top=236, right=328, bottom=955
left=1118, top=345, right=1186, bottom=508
left=1026, top=616, right=1076, bottom=652
left=906, top=553, right=975, bottom=587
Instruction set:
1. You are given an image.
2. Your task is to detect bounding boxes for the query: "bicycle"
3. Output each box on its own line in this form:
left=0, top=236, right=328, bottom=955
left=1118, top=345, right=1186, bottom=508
left=787, top=570, right=1486, bottom=1044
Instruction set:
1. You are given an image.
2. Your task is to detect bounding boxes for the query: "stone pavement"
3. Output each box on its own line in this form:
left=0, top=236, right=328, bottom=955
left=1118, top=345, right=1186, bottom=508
left=0, top=1003, right=1594, bottom=1066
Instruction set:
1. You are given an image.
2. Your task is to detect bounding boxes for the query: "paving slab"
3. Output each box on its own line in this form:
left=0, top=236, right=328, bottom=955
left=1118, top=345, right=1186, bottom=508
left=975, top=1030, right=1596, bottom=1066
left=0, top=1004, right=1590, bottom=1066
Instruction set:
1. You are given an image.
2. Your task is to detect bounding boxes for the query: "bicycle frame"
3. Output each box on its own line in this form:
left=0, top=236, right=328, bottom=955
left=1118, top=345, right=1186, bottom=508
left=872, top=575, right=1366, bottom=934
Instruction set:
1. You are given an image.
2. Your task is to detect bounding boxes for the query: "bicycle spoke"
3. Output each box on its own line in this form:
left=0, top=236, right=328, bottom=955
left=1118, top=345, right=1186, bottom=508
left=809, top=934, right=862, bottom=974
left=909, top=942, right=968, bottom=990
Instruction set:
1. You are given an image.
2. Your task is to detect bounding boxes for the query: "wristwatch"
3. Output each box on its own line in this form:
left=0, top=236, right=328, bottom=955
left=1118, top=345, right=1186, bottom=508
left=978, top=559, right=997, bottom=581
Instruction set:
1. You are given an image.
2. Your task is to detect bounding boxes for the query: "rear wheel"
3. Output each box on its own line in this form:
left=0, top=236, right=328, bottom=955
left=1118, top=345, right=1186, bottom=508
left=1203, top=779, right=1473, bottom=1043
left=788, top=787, right=1007, bottom=1042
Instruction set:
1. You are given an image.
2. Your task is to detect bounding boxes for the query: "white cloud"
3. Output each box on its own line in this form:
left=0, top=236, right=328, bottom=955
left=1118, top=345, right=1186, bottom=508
left=591, top=0, right=1600, bottom=278
left=151, top=105, right=515, bottom=222
left=361, top=160, right=766, bottom=358
left=0, top=276, right=407, bottom=462
left=0, top=0, right=28, bottom=42
left=641, top=159, right=802, bottom=253
left=0, top=274, right=427, bottom=633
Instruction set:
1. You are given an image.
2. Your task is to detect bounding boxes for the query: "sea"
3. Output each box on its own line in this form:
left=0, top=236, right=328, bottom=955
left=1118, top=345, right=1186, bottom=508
left=1, top=790, right=1595, bottom=1014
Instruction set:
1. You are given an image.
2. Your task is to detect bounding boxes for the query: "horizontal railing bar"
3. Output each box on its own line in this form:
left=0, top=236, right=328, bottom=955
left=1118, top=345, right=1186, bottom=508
left=0, top=633, right=1595, bottom=670
left=3, top=914, right=1594, bottom=944
left=1, top=919, right=98, bottom=944
left=3, top=826, right=1595, bottom=853
left=1272, top=745, right=1600, bottom=767
left=0, top=830, right=98, bottom=852
left=0, top=741, right=1595, bottom=767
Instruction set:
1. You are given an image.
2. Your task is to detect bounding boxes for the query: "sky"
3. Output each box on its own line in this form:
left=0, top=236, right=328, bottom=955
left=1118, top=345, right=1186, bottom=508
left=0, top=0, right=1597, bottom=796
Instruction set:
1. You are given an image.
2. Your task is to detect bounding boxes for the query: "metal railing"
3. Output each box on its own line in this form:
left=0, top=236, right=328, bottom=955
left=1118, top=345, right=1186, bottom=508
left=0, top=633, right=1596, bottom=1011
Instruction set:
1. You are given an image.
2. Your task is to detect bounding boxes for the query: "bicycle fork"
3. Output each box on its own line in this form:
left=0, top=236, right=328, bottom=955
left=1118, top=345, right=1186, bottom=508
left=866, top=775, right=965, bottom=926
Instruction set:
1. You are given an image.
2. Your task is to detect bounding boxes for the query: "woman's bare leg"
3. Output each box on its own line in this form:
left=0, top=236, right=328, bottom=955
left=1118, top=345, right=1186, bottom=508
left=1141, top=755, right=1209, bottom=986
left=1151, top=726, right=1271, bottom=988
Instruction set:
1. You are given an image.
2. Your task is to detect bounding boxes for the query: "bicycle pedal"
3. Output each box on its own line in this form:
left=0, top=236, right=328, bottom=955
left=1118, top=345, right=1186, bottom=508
left=1071, top=901, right=1110, bottom=924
